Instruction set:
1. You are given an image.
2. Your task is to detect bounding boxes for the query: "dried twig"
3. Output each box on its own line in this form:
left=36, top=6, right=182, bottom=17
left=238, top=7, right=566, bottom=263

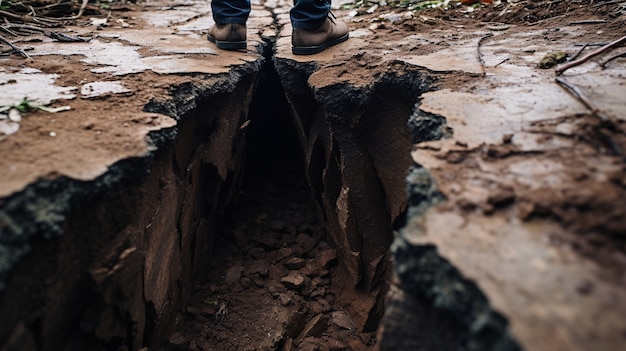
left=555, top=77, right=623, bottom=157
left=568, top=19, right=608, bottom=25
left=556, top=35, right=626, bottom=75
left=494, top=57, right=509, bottom=67
left=600, top=51, right=626, bottom=67
left=0, top=33, right=30, bottom=58
left=569, top=43, right=588, bottom=61
left=4, top=23, right=90, bottom=41
left=59, top=0, right=89, bottom=20
left=555, top=77, right=606, bottom=122
left=477, top=33, right=494, bottom=76
left=592, top=0, right=623, bottom=7
left=573, top=42, right=608, bottom=47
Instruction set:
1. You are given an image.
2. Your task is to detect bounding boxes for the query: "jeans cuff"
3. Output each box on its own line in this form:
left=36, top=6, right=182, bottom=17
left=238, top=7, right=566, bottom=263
left=213, top=16, right=248, bottom=25
left=291, top=18, right=326, bottom=30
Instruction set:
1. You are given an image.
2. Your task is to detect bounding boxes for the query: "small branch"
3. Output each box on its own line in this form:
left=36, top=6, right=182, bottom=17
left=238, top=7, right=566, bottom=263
left=555, top=77, right=623, bottom=157
left=569, top=43, right=588, bottom=61
left=600, top=51, right=626, bottom=67
left=0, top=33, right=30, bottom=58
left=555, top=77, right=606, bottom=122
left=556, top=35, right=626, bottom=75
left=573, top=42, right=608, bottom=46
left=477, top=33, right=494, bottom=76
left=0, top=25, right=19, bottom=37
left=59, top=0, right=89, bottom=20
left=568, top=19, right=608, bottom=25
left=494, top=57, right=509, bottom=67
left=592, top=0, right=623, bottom=7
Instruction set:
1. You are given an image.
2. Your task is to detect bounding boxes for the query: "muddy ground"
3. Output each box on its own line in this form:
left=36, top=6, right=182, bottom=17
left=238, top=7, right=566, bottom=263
left=1, top=0, right=626, bottom=350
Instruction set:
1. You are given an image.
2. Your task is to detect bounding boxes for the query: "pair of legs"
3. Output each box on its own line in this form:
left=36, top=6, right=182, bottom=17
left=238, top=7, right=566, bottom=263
left=212, top=0, right=331, bottom=30
left=208, top=0, right=349, bottom=54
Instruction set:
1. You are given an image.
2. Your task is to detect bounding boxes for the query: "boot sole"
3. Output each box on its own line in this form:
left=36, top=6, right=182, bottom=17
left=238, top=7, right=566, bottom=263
left=292, top=33, right=349, bottom=55
left=207, top=35, right=247, bottom=51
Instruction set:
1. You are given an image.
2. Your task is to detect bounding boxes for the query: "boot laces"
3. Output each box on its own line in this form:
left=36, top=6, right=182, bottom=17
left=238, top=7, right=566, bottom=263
left=328, top=11, right=337, bottom=23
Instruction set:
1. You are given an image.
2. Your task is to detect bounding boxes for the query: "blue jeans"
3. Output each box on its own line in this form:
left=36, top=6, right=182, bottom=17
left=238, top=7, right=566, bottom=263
left=211, top=0, right=330, bottom=30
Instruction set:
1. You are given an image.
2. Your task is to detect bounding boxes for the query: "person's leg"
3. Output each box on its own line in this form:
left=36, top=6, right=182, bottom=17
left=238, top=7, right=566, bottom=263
left=212, top=0, right=251, bottom=24
left=208, top=0, right=250, bottom=50
left=290, top=0, right=349, bottom=55
left=290, top=0, right=330, bottom=30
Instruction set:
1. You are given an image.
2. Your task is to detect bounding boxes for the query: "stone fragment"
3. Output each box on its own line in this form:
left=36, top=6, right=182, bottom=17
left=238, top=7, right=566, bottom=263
left=328, top=338, right=349, bottom=351
left=276, top=247, right=294, bottom=261
left=316, top=248, right=337, bottom=270
left=269, top=220, right=288, bottom=232
left=168, top=332, right=188, bottom=347
left=291, top=244, right=307, bottom=258
left=281, top=272, right=305, bottom=290
left=254, top=277, right=265, bottom=287
left=284, top=257, right=306, bottom=270
left=295, top=314, right=329, bottom=343
left=309, top=287, right=326, bottom=298
left=278, top=293, right=292, bottom=306
left=239, top=276, right=252, bottom=289
left=224, top=265, right=244, bottom=284
left=300, top=259, right=318, bottom=276
left=310, top=298, right=332, bottom=314
left=257, top=237, right=281, bottom=250
left=282, top=337, right=294, bottom=351
left=331, top=311, right=356, bottom=330
left=295, top=233, right=317, bottom=252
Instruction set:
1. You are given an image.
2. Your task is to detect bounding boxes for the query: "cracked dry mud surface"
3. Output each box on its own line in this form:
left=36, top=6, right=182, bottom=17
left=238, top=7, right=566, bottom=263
left=1, top=0, right=626, bottom=351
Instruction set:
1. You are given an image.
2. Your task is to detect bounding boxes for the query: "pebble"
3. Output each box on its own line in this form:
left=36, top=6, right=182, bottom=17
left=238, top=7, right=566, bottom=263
left=315, top=248, right=337, bottom=270
left=284, top=257, right=306, bottom=270
left=331, top=311, right=356, bottom=330
left=281, top=272, right=305, bottom=290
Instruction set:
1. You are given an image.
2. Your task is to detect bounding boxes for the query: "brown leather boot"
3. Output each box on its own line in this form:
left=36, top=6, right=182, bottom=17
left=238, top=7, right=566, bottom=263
left=207, top=23, right=247, bottom=51
left=292, top=15, right=349, bottom=55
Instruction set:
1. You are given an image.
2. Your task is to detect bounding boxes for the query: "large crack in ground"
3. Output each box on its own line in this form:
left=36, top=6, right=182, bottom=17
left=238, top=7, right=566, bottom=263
left=162, top=38, right=383, bottom=351
left=4, top=2, right=625, bottom=351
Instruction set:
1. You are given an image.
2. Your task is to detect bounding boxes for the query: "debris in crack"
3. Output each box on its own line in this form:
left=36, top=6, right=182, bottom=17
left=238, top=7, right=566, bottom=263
left=163, top=161, right=376, bottom=351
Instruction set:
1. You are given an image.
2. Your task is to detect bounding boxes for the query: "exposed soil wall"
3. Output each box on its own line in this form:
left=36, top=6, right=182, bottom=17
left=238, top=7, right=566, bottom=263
left=0, top=67, right=261, bottom=350
left=275, top=59, right=436, bottom=332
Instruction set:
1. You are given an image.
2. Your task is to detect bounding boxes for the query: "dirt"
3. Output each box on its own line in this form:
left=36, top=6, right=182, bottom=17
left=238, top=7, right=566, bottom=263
left=162, top=158, right=376, bottom=351
left=2, top=0, right=626, bottom=350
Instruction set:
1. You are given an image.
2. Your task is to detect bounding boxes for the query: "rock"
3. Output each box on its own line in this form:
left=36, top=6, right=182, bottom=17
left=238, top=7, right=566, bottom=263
left=254, top=277, right=265, bottom=287
left=310, top=298, right=332, bottom=314
left=257, top=236, right=281, bottom=250
left=296, top=314, right=329, bottom=343
left=309, top=287, right=326, bottom=298
left=299, top=261, right=317, bottom=277
left=315, top=248, right=337, bottom=270
left=224, top=265, right=244, bottom=284
left=239, top=276, right=252, bottom=289
left=295, top=233, right=317, bottom=252
left=284, top=257, right=306, bottom=270
left=331, top=311, right=356, bottom=330
left=168, top=332, right=188, bottom=347
left=291, top=244, right=307, bottom=258
left=282, top=337, right=294, bottom=351
left=281, top=272, right=305, bottom=290
left=278, top=293, right=292, bottom=306
left=276, top=247, right=294, bottom=261
left=269, top=220, right=288, bottom=232
left=328, top=338, right=349, bottom=351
